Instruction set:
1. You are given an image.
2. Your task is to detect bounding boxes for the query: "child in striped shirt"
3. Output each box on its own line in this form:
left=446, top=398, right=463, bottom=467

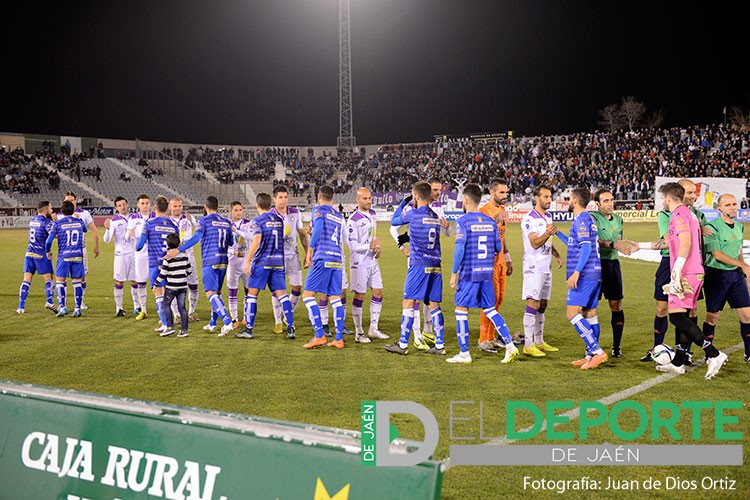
left=155, top=233, right=192, bottom=337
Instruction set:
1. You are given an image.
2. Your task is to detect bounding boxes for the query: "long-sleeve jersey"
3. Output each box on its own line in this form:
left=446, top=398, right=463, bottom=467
left=248, top=212, right=285, bottom=270
left=391, top=201, right=442, bottom=268
left=453, top=212, right=502, bottom=281
left=346, top=208, right=378, bottom=270
left=103, top=215, right=134, bottom=256
left=26, top=215, right=54, bottom=258
left=179, top=212, right=234, bottom=268
left=45, top=215, right=88, bottom=261
left=136, top=216, right=178, bottom=268
left=309, top=205, right=344, bottom=264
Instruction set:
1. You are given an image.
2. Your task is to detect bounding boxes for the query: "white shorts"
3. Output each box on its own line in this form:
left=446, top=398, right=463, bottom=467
left=284, top=255, right=303, bottom=288
left=227, top=259, right=248, bottom=289
left=350, top=263, right=383, bottom=293
left=134, top=254, right=149, bottom=283
left=522, top=271, right=552, bottom=301
left=186, top=252, right=198, bottom=286
left=113, top=253, right=136, bottom=282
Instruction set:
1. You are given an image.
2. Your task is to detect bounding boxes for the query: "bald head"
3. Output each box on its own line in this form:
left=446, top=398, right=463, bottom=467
left=356, top=187, right=372, bottom=212
left=716, top=193, right=738, bottom=221
left=678, top=179, right=697, bottom=207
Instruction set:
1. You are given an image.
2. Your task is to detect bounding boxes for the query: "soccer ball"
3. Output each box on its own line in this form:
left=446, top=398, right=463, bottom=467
left=651, top=344, right=675, bottom=365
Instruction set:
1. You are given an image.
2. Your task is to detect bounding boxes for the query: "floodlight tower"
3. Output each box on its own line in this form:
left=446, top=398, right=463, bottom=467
left=337, top=0, right=356, bottom=151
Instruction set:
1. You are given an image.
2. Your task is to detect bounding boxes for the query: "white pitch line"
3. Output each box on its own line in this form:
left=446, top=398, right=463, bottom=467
left=484, top=342, right=744, bottom=447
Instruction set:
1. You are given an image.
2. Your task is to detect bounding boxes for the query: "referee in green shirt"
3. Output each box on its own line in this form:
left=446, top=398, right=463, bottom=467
left=591, top=189, right=637, bottom=358
left=702, top=193, right=750, bottom=363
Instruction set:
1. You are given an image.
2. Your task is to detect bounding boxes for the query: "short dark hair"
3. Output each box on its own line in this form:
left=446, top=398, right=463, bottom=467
left=413, top=181, right=431, bottom=202
left=533, top=185, right=552, bottom=198
left=256, top=193, right=272, bottom=210
left=136, top=193, right=150, bottom=202
left=114, top=196, right=127, bottom=205
left=489, top=178, right=507, bottom=190
left=318, top=185, right=334, bottom=201
left=230, top=201, right=243, bottom=209
left=155, top=195, right=169, bottom=213
left=571, top=188, right=591, bottom=206
left=463, top=183, right=483, bottom=205
left=272, top=185, right=288, bottom=196
left=65, top=191, right=76, bottom=199
left=427, top=177, right=442, bottom=186
left=206, top=196, right=219, bottom=211
left=166, top=232, right=180, bottom=249
left=61, top=200, right=75, bottom=216
left=659, top=182, right=685, bottom=203
left=593, top=188, right=612, bottom=203
left=37, top=200, right=50, bottom=210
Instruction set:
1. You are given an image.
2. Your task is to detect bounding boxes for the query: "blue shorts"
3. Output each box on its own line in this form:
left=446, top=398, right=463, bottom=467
left=566, top=279, right=601, bottom=309
left=455, top=280, right=494, bottom=309
left=403, top=265, right=442, bottom=304
left=203, top=266, right=227, bottom=292
left=24, top=255, right=53, bottom=275
left=149, top=266, right=165, bottom=288
left=248, top=266, right=286, bottom=292
left=304, top=262, right=342, bottom=296
left=56, top=259, right=85, bottom=279
left=704, top=267, right=750, bottom=312
left=654, top=256, right=670, bottom=301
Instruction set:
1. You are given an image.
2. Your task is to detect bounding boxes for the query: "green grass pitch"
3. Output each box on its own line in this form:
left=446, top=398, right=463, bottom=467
left=0, top=221, right=748, bottom=498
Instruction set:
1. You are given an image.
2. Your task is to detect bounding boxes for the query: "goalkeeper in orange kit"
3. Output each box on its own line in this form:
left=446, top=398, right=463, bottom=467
left=478, top=179, right=514, bottom=352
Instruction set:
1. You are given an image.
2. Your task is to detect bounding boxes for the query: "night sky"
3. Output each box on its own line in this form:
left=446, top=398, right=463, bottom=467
left=3, top=0, right=746, bottom=146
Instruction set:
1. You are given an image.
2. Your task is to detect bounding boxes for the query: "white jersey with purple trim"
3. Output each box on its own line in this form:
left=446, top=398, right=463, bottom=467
left=128, top=212, right=154, bottom=259
left=429, top=201, right=453, bottom=236
left=270, top=207, right=304, bottom=258
left=521, top=209, right=553, bottom=273
left=346, top=208, right=379, bottom=270
left=171, top=215, right=197, bottom=256
left=389, top=201, right=415, bottom=245
left=103, top=214, right=134, bottom=256
left=228, top=218, right=253, bottom=266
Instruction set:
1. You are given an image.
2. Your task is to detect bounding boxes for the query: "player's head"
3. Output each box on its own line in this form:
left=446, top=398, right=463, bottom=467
left=256, top=193, right=272, bottom=212
left=462, top=183, right=483, bottom=210
left=570, top=188, right=591, bottom=210
left=594, top=189, right=614, bottom=215
left=659, top=182, right=685, bottom=211
left=37, top=200, right=51, bottom=217
left=489, top=178, right=509, bottom=205
left=678, top=179, right=697, bottom=206
left=165, top=232, right=180, bottom=250
left=230, top=201, right=244, bottom=220
left=136, top=194, right=151, bottom=214
left=318, top=185, right=334, bottom=204
left=64, top=191, right=77, bottom=207
left=154, top=195, right=169, bottom=215
left=61, top=200, right=75, bottom=216
left=355, top=187, right=372, bottom=212
left=205, top=196, right=219, bottom=213
left=272, top=185, right=288, bottom=210
left=169, top=197, right=183, bottom=217
left=715, top=193, right=738, bottom=219
left=532, top=185, right=552, bottom=212
left=428, top=178, right=442, bottom=202
left=114, top=196, right=129, bottom=216
left=412, top=181, right=431, bottom=204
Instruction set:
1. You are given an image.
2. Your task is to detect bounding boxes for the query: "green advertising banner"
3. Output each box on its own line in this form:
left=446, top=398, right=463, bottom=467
left=0, top=381, right=443, bottom=500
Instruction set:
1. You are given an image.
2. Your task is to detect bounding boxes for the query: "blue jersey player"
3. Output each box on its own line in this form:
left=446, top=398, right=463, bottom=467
left=237, top=193, right=296, bottom=340
left=17, top=201, right=58, bottom=314
left=385, top=181, right=446, bottom=356
left=45, top=200, right=88, bottom=317
left=555, top=188, right=607, bottom=370
left=446, top=184, right=519, bottom=364
left=301, top=185, right=347, bottom=349
left=136, top=195, right=178, bottom=333
left=168, top=196, right=235, bottom=336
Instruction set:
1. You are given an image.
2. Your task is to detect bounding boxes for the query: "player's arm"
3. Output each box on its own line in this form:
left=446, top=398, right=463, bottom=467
left=390, top=196, right=412, bottom=226
left=297, top=226, right=310, bottom=255
left=551, top=243, right=563, bottom=269
left=449, top=230, right=466, bottom=290
left=243, top=233, right=262, bottom=276
left=345, top=220, right=369, bottom=253
left=502, top=234, right=513, bottom=275
left=135, top=230, right=148, bottom=252
left=305, top=215, right=324, bottom=268
left=567, top=240, right=592, bottom=290
left=528, top=223, right=556, bottom=249
left=87, top=221, right=99, bottom=258
left=154, top=259, right=169, bottom=287
left=178, top=229, right=203, bottom=253
left=440, top=211, right=452, bottom=236
left=44, top=228, right=56, bottom=256
left=103, top=219, right=114, bottom=243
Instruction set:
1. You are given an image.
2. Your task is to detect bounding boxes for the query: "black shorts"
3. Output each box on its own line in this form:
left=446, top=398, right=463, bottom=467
left=654, top=256, right=670, bottom=301
left=599, top=259, right=623, bottom=301
left=703, top=267, right=750, bottom=312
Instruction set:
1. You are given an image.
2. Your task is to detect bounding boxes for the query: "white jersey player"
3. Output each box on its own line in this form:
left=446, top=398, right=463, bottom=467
left=169, top=197, right=200, bottom=321
left=62, top=192, right=99, bottom=310
left=269, top=185, right=309, bottom=333
left=346, top=187, right=388, bottom=342
left=127, top=194, right=154, bottom=320
left=103, top=196, right=139, bottom=316
left=227, top=201, right=253, bottom=325
left=520, top=185, right=562, bottom=357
